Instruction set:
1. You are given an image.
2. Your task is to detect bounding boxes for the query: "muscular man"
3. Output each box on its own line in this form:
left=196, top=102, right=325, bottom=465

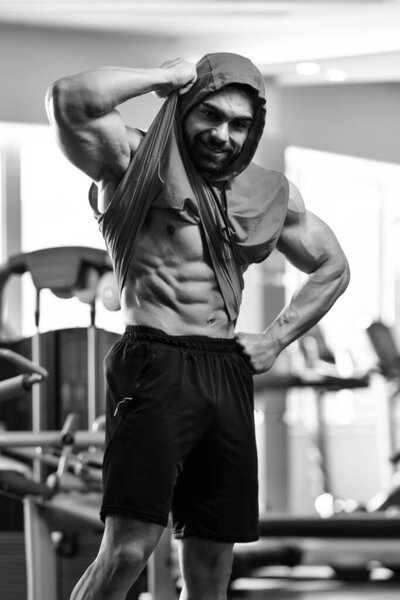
left=46, top=53, right=350, bottom=600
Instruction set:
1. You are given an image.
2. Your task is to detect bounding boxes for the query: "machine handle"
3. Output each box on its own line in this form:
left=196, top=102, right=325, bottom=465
left=0, top=373, right=46, bottom=402
left=0, top=348, right=48, bottom=378
left=0, top=471, right=54, bottom=500
left=0, top=348, right=49, bottom=401
left=0, top=431, right=105, bottom=448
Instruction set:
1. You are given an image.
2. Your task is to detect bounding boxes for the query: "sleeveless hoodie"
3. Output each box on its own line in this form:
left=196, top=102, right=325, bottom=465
left=90, top=53, right=289, bottom=322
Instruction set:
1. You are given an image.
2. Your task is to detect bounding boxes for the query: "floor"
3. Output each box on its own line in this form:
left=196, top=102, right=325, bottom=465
left=228, top=566, right=400, bottom=599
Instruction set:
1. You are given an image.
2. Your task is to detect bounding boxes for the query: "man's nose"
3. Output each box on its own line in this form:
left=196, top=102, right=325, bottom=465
left=210, top=123, right=229, bottom=143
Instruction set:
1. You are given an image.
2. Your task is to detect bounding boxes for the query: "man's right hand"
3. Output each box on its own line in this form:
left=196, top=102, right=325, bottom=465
left=156, top=58, right=197, bottom=98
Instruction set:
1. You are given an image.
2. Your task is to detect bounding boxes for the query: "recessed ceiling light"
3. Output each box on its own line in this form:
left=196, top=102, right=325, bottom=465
left=325, top=68, right=348, bottom=82
left=296, top=62, right=321, bottom=76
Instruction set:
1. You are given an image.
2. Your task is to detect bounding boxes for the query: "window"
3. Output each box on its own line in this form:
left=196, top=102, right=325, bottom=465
left=0, top=123, right=123, bottom=337
left=284, top=147, right=400, bottom=497
left=285, top=146, right=400, bottom=365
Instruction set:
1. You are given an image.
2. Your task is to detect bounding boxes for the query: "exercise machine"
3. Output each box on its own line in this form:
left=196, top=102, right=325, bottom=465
left=0, top=348, right=176, bottom=600
left=232, top=325, right=400, bottom=584
left=0, top=247, right=175, bottom=600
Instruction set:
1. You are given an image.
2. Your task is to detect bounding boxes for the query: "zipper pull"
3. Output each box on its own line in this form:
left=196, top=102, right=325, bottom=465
left=114, top=397, right=133, bottom=417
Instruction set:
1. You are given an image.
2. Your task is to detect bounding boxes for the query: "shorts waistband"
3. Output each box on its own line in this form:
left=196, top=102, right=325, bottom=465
left=122, top=325, right=238, bottom=353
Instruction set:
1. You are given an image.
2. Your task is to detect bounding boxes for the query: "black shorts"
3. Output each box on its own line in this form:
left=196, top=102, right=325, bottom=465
left=100, top=325, right=259, bottom=543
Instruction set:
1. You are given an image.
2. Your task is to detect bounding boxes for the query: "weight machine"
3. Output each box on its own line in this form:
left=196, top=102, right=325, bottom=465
left=232, top=325, right=400, bottom=583
left=0, top=247, right=175, bottom=600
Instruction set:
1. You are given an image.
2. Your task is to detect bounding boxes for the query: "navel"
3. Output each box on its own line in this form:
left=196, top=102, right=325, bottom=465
left=166, top=224, right=175, bottom=235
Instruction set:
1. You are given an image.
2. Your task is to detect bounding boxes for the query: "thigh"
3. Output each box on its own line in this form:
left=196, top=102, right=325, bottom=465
left=101, top=342, right=179, bottom=525
left=214, top=354, right=259, bottom=527
left=101, top=340, right=213, bottom=526
left=172, top=353, right=259, bottom=543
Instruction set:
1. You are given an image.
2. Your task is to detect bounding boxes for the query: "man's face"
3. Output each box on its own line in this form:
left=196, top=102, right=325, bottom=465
left=183, top=86, right=254, bottom=181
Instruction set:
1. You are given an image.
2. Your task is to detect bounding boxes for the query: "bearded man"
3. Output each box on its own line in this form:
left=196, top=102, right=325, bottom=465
left=46, top=53, right=350, bottom=600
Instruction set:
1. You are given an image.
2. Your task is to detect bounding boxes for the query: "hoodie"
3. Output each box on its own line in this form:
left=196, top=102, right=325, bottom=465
left=90, top=53, right=289, bottom=322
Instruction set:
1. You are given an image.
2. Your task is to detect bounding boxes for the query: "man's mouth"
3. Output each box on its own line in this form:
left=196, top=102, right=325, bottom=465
left=200, top=140, right=231, bottom=156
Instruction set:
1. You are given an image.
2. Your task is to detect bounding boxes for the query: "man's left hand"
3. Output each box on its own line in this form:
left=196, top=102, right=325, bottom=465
left=234, top=331, right=280, bottom=374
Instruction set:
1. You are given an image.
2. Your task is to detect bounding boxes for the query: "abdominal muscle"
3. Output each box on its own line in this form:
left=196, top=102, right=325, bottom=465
left=120, top=206, right=235, bottom=338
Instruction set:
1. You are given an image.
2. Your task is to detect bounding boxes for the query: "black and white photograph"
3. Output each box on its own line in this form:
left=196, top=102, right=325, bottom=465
left=1, top=1, right=400, bottom=599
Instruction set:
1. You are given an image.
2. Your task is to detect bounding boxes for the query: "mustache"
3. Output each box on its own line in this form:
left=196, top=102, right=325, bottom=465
left=198, top=137, right=234, bottom=154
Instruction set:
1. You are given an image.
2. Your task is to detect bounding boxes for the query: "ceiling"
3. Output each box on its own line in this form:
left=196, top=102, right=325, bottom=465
left=1, top=0, right=400, bottom=85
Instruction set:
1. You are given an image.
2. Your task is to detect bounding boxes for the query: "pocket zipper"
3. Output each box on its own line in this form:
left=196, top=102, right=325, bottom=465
left=113, top=350, right=159, bottom=417
left=114, top=396, right=133, bottom=417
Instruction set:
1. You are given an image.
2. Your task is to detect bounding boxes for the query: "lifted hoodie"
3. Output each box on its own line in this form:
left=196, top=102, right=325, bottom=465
left=90, top=52, right=289, bottom=322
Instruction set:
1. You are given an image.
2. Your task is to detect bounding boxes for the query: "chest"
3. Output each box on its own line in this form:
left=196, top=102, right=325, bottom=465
left=137, top=206, right=206, bottom=264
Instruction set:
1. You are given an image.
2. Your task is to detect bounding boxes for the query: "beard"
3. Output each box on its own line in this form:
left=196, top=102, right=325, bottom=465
left=186, top=135, right=236, bottom=179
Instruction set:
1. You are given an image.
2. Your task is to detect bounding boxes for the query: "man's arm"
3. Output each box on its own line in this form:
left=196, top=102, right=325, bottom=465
left=235, top=181, right=350, bottom=374
left=45, top=58, right=197, bottom=184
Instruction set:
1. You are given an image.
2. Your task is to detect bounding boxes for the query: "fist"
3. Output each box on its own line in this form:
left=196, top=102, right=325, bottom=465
left=235, top=331, right=281, bottom=375
left=156, top=57, right=197, bottom=98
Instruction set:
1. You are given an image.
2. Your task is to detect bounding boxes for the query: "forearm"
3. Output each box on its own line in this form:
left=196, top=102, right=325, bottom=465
left=236, top=202, right=350, bottom=375
left=265, top=256, right=350, bottom=353
left=46, top=66, right=169, bottom=124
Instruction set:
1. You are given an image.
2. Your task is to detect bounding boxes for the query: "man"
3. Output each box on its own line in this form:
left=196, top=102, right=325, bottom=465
left=46, top=53, right=350, bottom=600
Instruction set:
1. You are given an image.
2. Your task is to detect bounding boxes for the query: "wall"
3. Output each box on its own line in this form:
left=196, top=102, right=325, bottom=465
left=2, top=24, right=400, bottom=171
left=280, top=82, right=400, bottom=166
left=2, top=23, right=400, bottom=513
left=0, top=23, right=170, bottom=128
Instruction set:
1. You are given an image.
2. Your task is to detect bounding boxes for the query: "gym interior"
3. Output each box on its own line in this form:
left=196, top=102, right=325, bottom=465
left=1, top=1, right=400, bottom=599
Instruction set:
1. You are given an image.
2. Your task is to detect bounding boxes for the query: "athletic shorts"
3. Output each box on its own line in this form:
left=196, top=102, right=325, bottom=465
left=100, top=325, right=259, bottom=543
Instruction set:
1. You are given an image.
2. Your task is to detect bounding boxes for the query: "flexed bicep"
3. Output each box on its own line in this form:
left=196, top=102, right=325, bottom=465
left=47, top=85, right=132, bottom=182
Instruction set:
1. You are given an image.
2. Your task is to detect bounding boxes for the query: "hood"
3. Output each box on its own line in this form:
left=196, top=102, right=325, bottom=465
left=178, top=52, right=266, bottom=182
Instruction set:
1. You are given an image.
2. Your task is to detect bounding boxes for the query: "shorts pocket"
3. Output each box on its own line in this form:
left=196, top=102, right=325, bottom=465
left=125, top=348, right=160, bottom=403
left=103, top=349, right=160, bottom=461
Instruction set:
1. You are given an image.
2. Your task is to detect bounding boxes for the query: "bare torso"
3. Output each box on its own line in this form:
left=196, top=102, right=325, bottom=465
left=95, top=120, right=234, bottom=339
left=117, top=204, right=234, bottom=338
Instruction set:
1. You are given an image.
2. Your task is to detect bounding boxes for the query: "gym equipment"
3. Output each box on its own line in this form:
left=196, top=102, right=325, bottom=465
left=0, top=247, right=175, bottom=599
left=0, top=246, right=117, bottom=440
left=0, top=328, right=119, bottom=447
left=233, top=325, right=400, bottom=584
left=254, top=327, right=371, bottom=505
left=297, top=321, right=400, bottom=517
left=364, top=320, right=400, bottom=510
left=0, top=348, right=48, bottom=402
left=0, top=349, right=50, bottom=500
left=0, top=348, right=175, bottom=600
left=255, top=512, right=400, bottom=582
left=366, top=320, right=400, bottom=379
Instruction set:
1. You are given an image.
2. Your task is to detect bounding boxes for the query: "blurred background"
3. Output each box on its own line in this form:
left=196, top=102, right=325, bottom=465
left=1, top=1, right=400, bottom=598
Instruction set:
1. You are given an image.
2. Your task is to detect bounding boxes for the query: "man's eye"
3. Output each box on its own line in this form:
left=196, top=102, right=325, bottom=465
left=234, top=121, right=249, bottom=131
left=202, top=110, right=217, bottom=119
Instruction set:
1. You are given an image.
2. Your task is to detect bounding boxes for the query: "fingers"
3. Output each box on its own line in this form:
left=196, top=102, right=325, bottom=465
left=177, top=78, right=196, bottom=95
left=234, top=332, right=268, bottom=374
left=159, top=57, right=197, bottom=96
left=234, top=333, right=253, bottom=361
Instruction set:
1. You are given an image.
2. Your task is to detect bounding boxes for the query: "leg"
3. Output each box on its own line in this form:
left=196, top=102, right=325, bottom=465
left=178, top=537, right=234, bottom=600
left=70, top=515, right=164, bottom=600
